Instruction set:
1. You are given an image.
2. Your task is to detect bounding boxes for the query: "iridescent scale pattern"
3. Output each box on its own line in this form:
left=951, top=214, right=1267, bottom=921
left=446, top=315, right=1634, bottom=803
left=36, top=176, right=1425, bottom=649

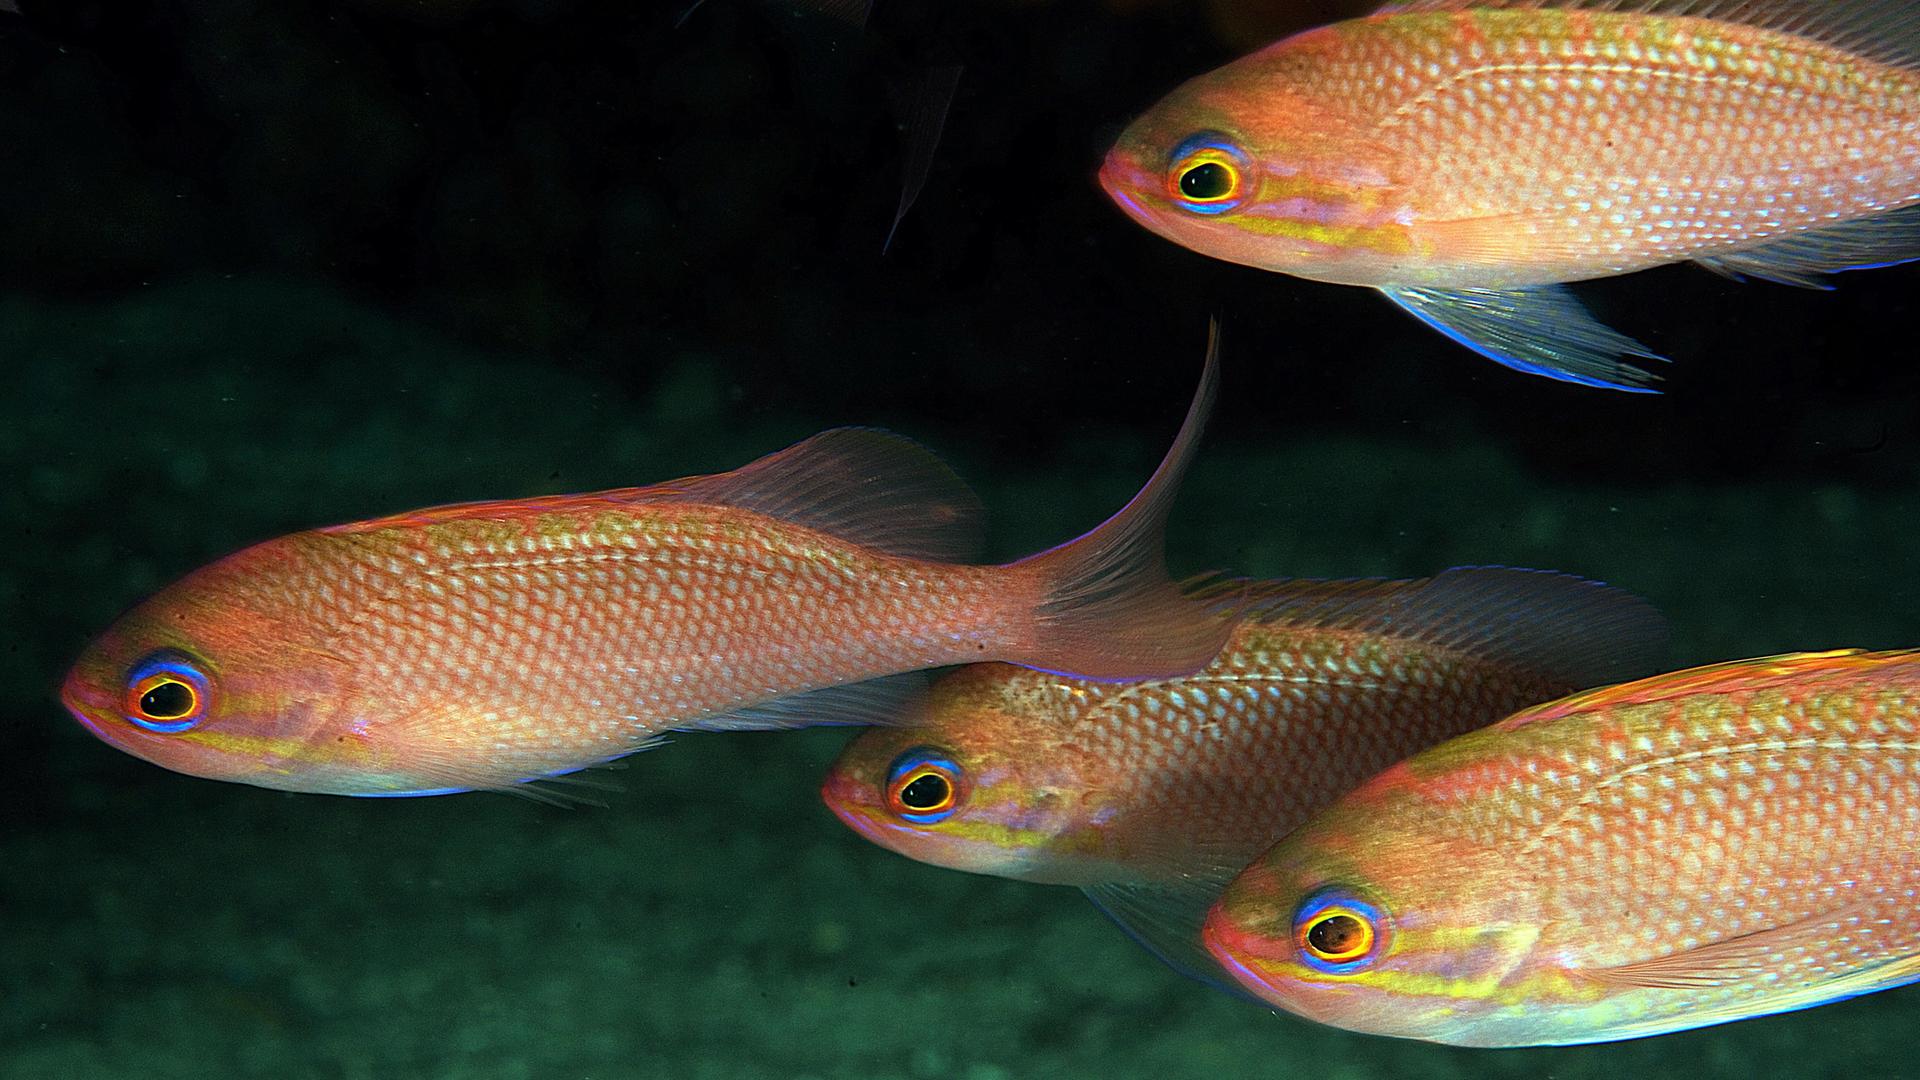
left=306, top=504, right=1018, bottom=790
left=1054, top=621, right=1577, bottom=871
left=1315, top=9, right=1920, bottom=281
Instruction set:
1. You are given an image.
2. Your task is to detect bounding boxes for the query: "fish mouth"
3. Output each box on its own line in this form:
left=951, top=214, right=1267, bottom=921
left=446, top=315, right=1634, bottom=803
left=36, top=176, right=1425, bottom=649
left=59, top=667, right=118, bottom=742
left=820, top=770, right=889, bottom=844
left=1202, top=904, right=1281, bottom=993
left=1201, top=899, right=1349, bottom=1019
left=1097, top=147, right=1161, bottom=228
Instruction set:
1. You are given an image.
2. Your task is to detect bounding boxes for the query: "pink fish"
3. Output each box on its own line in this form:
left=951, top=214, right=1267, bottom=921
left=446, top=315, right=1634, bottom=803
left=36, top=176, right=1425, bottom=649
left=60, top=333, right=1232, bottom=798
left=1101, top=0, right=1920, bottom=390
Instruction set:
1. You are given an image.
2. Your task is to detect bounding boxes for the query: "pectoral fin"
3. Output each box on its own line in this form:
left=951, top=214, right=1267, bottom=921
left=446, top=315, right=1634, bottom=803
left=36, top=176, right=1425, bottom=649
left=1695, top=203, right=1920, bottom=289
left=1591, top=909, right=1878, bottom=991
left=1587, top=907, right=1920, bottom=1041
left=1378, top=284, right=1666, bottom=393
left=1084, top=874, right=1263, bottom=1001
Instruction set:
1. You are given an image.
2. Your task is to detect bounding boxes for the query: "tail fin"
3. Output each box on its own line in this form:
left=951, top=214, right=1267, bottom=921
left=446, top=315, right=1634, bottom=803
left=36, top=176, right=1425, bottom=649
left=1004, top=320, right=1233, bottom=681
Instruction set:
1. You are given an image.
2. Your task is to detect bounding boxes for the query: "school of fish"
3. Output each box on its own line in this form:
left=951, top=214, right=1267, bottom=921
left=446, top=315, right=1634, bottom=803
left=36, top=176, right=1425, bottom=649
left=55, top=0, right=1920, bottom=1060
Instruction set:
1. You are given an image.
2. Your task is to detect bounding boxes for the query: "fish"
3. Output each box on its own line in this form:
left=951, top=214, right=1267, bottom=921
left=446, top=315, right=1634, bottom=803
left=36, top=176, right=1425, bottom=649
left=1203, top=648, right=1920, bottom=1046
left=59, top=329, right=1232, bottom=799
left=821, top=566, right=1667, bottom=984
left=1099, top=0, right=1920, bottom=391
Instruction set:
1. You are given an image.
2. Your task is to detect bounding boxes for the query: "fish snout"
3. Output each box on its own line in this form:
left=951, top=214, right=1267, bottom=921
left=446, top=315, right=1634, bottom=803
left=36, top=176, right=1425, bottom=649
left=820, top=766, right=887, bottom=843
left=58, top=664, right=116, bottom=740
left=1097, top=146, right=1159, bottom=226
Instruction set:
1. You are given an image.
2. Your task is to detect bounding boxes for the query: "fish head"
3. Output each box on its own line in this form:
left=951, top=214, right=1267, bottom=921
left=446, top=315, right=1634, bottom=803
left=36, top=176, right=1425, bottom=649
left=1098, top=37, right=1406, bottom=279
left=1200, top=754, right=1547, bottom=1046
left=60, top=530, right=368, bottom=792
left=821, top=664, right=1115, bottom=885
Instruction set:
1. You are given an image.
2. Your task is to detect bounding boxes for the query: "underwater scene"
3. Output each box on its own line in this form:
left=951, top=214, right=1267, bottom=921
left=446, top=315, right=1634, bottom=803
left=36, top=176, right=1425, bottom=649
left=6, top=0, right=1920, bottom=1076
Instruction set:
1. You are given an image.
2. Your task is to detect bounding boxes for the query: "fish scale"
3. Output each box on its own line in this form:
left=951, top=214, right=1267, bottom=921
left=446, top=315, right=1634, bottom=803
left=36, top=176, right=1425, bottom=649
left=1070, top=629, right=1559, bottom=864
left=822, top=567, right=1666, bottom=986
left=1207, top=649, right=1920, bottom=1046
left=1348, top=10, right=1920, bottom=275
left=332, top=509, right=1014, bottom=763
left=1100, top=0, right=1920, bottom=389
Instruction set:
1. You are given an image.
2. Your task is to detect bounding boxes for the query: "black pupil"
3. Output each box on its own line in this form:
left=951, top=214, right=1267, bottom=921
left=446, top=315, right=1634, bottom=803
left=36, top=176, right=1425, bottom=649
left=1307, top=914, right=1364, bottom=956
left=899, top=772, right=950, bottom=810
left=140, top=680, right=194, bottom=719
left=1180, top=161, right=1233, bottom=199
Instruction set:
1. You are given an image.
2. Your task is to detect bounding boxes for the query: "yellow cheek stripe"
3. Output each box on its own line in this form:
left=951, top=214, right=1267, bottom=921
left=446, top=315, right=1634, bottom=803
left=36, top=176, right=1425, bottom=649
left=1330, top=962, right=1606, bottom=1008
left=177, top=728, right=373, bottom=774
left=1244, top=923, right=1606, bottom=1008
left=930, top=818, right=1056, bottom=851
left=1229, top=213, right=1416, bottom=256
left=879, top=777, right=1108, bottom=857
left=1206, top=170, right=1415, bottom=257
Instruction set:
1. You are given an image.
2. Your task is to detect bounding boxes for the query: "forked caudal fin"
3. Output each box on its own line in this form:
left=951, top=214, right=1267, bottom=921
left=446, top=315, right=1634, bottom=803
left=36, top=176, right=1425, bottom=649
left=1003, top=320, right=1235, bottom=681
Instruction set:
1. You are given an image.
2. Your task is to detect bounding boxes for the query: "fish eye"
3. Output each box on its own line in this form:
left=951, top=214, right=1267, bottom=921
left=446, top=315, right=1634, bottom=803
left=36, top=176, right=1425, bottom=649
left=1167, top=133, right=1250, bottom=215
left=1293, top=890, right=1386, bottom=973
left=1180, top=162, right=1234, bottom=200
left=884, top=747, right=962, bottom=824
left=123, top=652, right=213, bottom=734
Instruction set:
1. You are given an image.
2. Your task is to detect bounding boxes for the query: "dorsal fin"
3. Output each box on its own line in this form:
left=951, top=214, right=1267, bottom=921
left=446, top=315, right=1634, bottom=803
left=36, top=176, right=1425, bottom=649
left=1198, top=567, right=1670, bottom=691
left=1372, top=0, right=1920, bottom=70
left=326, top=427, right=986, bottom=562
left=1496, top=648, right=1917, bottom=730
left=657, top=427, right=986, bottom=562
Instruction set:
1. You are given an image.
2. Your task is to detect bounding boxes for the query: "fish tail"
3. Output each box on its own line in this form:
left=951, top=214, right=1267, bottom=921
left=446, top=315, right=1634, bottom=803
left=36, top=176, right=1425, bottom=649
left=1000, top=321, right=1234, bottom=682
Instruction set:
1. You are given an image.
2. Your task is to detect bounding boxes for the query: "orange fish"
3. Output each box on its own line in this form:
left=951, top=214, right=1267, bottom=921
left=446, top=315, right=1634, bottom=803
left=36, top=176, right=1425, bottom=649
left=60, top=335, right=1231, bottom=798
left=1205, top=649, right=1920, bottom=1045
left=822, top=567, right=1665, bottom=982
left=1100, top=0, right=1920, bottom=390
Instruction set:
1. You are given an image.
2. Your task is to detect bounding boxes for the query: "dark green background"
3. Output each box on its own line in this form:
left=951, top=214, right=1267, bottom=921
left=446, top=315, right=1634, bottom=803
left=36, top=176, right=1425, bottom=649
left=3, top=2, right=1916, bottom=1077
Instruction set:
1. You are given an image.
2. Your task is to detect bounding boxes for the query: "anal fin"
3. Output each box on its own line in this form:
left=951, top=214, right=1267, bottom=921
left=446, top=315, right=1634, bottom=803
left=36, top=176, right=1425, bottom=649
left=1379, top=283, right=1666, bottom=392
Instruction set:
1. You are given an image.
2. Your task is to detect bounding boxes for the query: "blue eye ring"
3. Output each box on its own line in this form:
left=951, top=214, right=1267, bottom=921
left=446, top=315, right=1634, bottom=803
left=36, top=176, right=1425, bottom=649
left=1292, top=889, right=1388, bottom=974
left=1167, top=132, right=1252, bottom=216
left=123, top=651, right=213, bottom=734
left=884, top=747, right=963, bottom=825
